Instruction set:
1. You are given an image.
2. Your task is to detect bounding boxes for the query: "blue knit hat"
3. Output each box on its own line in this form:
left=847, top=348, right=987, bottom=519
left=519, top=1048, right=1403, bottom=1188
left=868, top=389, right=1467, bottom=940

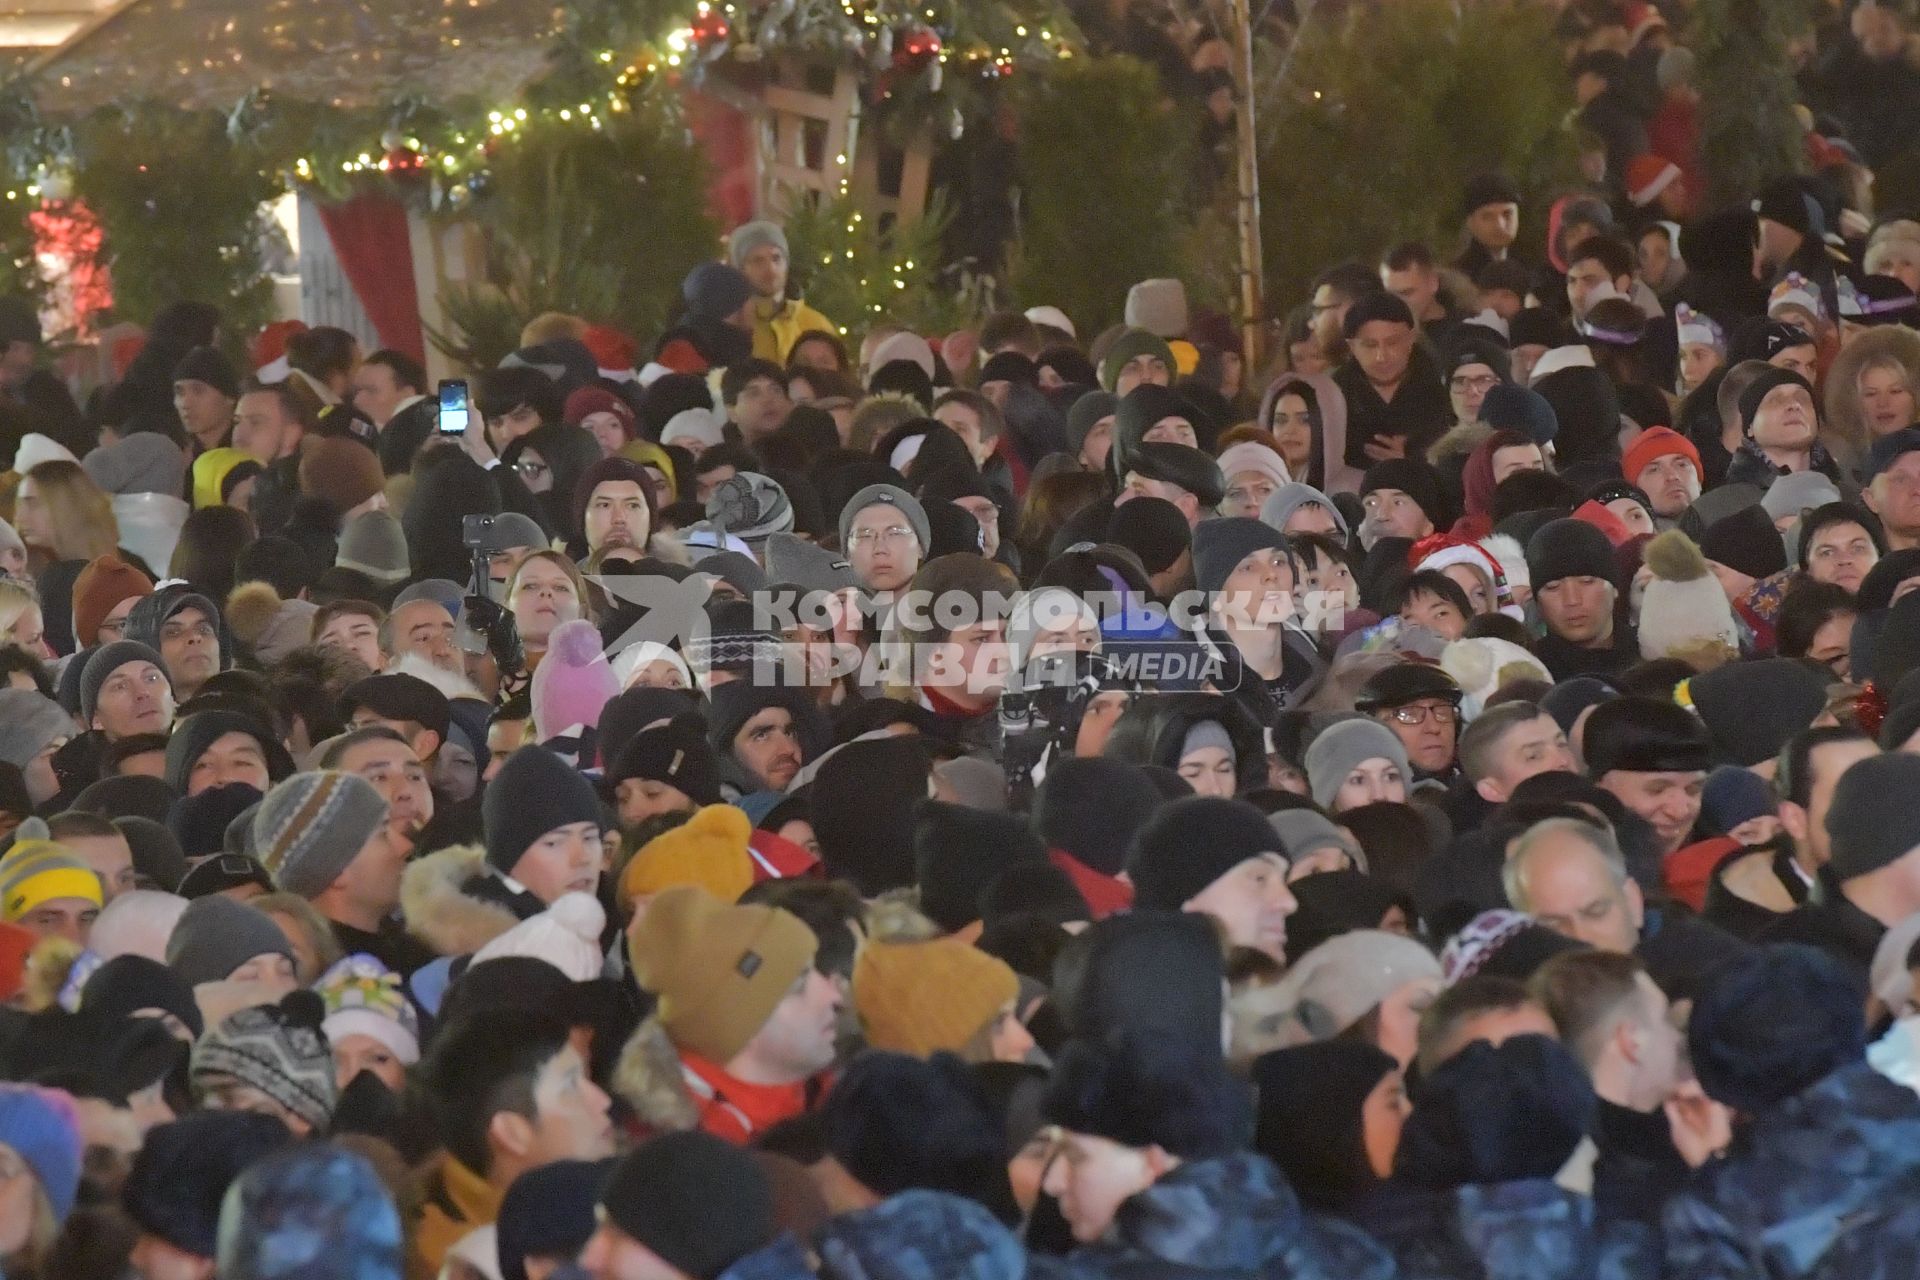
left=0, top=1085, right=82, bottom=1221
left=1690, top=944, right=1865, bottom=1114
left=215, top=1144, right=403, bottom=1280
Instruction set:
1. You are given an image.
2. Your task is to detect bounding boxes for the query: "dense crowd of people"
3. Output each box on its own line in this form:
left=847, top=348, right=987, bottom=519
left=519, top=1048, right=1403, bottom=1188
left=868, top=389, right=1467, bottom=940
left=7, top=2, right=1920, bottom=1277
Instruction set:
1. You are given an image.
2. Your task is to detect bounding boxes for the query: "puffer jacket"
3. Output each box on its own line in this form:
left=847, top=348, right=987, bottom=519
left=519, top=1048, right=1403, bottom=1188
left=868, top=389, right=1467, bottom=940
left=815, top=1190, right=1028, bottom=1280
left=1051, top=1153, right=1394, bottom=1280
left=1662, top=1059, right=1920, bottom=1279
left=1354, top=1178, right=1651, bottom=1280
left=721, top=1235, right=817, bottom=1280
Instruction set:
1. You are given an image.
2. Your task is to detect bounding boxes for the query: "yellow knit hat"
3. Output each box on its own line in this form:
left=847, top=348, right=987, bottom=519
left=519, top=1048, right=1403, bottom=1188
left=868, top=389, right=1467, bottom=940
left=190, top=447, right=255, bottom=510
left=0, top=839, right=102, bottom=923
left=852, top=938, right=1018, bottom=1058
left=628, top=885, right=816, bottom=1063
left=620, top=804, right=754, bottom=909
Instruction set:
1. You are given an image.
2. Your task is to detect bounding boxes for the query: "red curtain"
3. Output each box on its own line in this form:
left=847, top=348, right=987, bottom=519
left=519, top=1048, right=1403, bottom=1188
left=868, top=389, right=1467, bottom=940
left=314, top=192, right=425, bottom=364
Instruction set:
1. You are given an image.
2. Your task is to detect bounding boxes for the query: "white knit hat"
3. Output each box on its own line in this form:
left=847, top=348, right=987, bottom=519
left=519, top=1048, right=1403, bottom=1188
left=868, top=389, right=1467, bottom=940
left=1637, top=529, right=1739, bottom=665
left=1215, top=442, right=1291, bottom=494
left=471, top=892, right=607, bottom=982
left=317, top=954, right=421, bottom=1065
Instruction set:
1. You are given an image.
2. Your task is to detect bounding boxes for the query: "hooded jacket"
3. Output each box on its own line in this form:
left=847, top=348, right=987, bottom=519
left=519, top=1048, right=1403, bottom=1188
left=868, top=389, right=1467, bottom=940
left=399, top=843, right=528, bottom=958
left=1661, top=1059, right=1920, bottom=1279
left=1101, top=692, right=1267, bottom=795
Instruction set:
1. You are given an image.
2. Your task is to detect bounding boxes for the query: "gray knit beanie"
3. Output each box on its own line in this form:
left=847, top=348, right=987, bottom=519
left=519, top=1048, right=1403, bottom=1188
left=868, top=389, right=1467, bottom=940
left=837, top=484, right=930, bottom=558
left=0, top=689, right=72, bottom=769
left=764, top=532, right=857, bottom=595
left=165, top=895, right=295, bottom=988
left=335, top=511, right=410, bottom=585
left=1303, top=718, right=1413, bottom=809
left=252, top=772, right=390, bottom=899
left=79, top=640, right=169, bottom=727
left=728, top=220, right=789, bottom=268
left=706, top=472, right=794, bottom=547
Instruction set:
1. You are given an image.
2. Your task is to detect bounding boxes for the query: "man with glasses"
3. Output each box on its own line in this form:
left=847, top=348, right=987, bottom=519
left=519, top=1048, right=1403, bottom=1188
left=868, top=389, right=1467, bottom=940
left=1442, top=337, right=1511, bottom=431
left=70, top=554, right=153, bottom=650
left=1356, top=663, right=1464, bottom=785
left=837, top=484, right=928, bottom=595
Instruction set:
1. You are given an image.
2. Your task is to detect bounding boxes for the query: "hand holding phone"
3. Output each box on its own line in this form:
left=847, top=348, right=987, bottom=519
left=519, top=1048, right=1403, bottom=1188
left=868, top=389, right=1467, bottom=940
left=437, top=380, right=470, bottom=435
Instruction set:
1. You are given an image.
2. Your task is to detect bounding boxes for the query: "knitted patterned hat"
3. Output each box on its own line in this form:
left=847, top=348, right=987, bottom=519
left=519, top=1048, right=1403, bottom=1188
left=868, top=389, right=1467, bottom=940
left=316, top=955, right=421, bottom=1066
left=0, top=834, right=101, bottom=923
left=252, top=772, right=391, bottom=899
left=190, top=996, right=337, bottom=1130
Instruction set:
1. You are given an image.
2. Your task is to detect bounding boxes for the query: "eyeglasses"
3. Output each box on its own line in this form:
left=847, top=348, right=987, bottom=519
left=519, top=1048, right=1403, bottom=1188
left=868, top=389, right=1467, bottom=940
left=1450, top=373, right=1499, bottom=393
left=514, top=460, right=549, bottom=480
left=848, top=526, right=915, bottom=549
left=1386, top=703, right=1457, bottom=725
left=98, top=618, right=127, bottom=639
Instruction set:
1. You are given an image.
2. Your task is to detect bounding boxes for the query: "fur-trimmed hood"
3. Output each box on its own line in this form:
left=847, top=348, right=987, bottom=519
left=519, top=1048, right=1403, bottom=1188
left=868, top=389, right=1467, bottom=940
left=400, top=843, right=521, bottom=957
left=1427, top=419, right=1495, bottom=468
left=612, top=1013, right=702, bottom=1134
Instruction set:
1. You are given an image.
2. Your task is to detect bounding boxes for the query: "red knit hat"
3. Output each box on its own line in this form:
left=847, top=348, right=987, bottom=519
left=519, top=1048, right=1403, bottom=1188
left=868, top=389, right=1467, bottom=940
left=71, top=555, right=154, bottom=648
left=581, top=325, right=638, bottom=372
left=1621, top=426, right=1701, bottom=488
left=1625, top=155, right=1681, bottom=209
left=563, top=386, right=637, bottom=438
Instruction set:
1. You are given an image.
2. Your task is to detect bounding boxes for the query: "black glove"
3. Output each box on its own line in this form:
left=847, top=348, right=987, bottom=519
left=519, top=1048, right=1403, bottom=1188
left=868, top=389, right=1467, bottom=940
left=463, top=594, right=523, bottom=674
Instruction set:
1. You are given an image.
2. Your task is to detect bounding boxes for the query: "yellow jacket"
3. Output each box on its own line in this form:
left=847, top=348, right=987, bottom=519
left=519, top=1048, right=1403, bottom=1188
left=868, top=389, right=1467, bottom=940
left=409, top=1154, right=503, bottom=1280
left=753, top=297, right=839, bottom=363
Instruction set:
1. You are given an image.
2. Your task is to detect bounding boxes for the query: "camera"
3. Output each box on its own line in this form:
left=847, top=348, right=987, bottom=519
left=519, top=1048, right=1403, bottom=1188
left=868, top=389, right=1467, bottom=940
left=462, top=513, right=496, bottom=550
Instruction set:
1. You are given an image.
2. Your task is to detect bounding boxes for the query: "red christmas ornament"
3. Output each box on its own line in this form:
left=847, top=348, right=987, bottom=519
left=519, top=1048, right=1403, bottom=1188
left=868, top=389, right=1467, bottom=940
left=894, top=26, right=941, bottom=71
left=691, top=9, right=730, bottom=47
left=383, top=146, right=425, bottom=179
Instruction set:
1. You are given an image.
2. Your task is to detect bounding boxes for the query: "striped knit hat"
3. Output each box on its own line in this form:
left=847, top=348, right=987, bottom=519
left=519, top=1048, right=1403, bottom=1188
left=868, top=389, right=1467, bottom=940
left=251, top=772, right=390, bottom=899
left=190, top=996, right=336, bottom=1130
left=0, top=826, right=102, bottom=923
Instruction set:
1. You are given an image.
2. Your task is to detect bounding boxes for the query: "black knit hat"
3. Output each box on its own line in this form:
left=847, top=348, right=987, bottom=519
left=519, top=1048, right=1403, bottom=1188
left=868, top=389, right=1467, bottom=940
left=1042, top=1029, right=1252, bottom=1159
left=811, top=735, right=932, bottom=895
left=122, top=1111, right=290, bottom=1256
left=1826, top=752, right=1920, bottom=881
left=1106, top=497, right=1191, bottom=574
left=496, top=1158, right=615, bottom=1280
left=1066, top=391, right=1118, bottom=456
left=1114, top=384, right=1201, bottom=455
left=1753, top=177, right=1816, bottom=237
left=172, top=346, right=240, bottom=400
left=1507, top=308, right=1572, bottom=351
left=1687, top=657, right=1828, bottom=768
left=1361, top=458, right=1447, bottom=530
left=79, top=640, right=168, bottom=728
left=607, top=712, right=721, bottom=804
left=115, top=816, right=187, bottom=893
left=1462, top=171, right=1520, bottom=216
left=1442, top=334, right=1511, bottom=382
left=1251, top=1041, right=1396, bottom=1212
left=599, top=1132, right=776, bottom=1280
left=1342, top=291, right=1416, bottom=340
left=1032, top=758, right=1161, bottom=876
left=1736, top=367, right=1816, bottom=436
left=1124, top=441, right=1225, bottom=508
left=912, top=801, right=1047, bottom=933
left=823, top=1051, right=1018, bottom=1221
left=1525, top=517, right=1616, bottom=590
left=1190, top=516, right=1291, bottom=596
left=1581, top=696, right=1713, bottom=776
left=1057, top=911, right=1224, bottom=1053
left=1532, top=366, right=1620, bottom=465
left=1728, top=316, right=1815, bottom=365
left=167, top=781, right=264, bottom=860
left=482, top=745, right=603, bottom=875
left=595, top=687, right=698, bottom=768
left=705, top=682, right=828, bottom=766
left=81, top=953, right=202, bottom=1037
left=75, top=774, right=179, bottom=825
left=163, top=710, right=293, bottom=795
left=1688, top=944, right=1864, bottom=1113
left=1394, top=1035, right=1595, bottom=1188
left=1699, top=502, right=1788, bottom=581
left=1128, top=795, right=1282, bottom=910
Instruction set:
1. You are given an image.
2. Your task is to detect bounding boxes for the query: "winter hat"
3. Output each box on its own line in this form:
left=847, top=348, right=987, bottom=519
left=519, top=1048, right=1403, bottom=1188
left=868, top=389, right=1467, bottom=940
left=164, top=894, right=294, bottom=988
left=1394, top=1035, right=1596, bottom=1187
left=1268, top=810, right=1366, bottom=871
left=1042, top=1029, right=1251, bottom=1159
left=1636, top=530, right=1739, bottom=664
left=1260, top=482, right=1351, bottom=538
left=837, top=483, right=930, bottom=556
left=214, top=1144, right=403, bottom=1280
left=608, top=713, right=721, bottom=806
left=1439, top=638, right=1551, bottom=719
left=620, top=804, right=753, bottom=906
left=1265, top=930, right=1441, bottom=1044
left=1125, top=278, right=1190, bottom=338
left=1126, top=440, right=1226, bottom=507
left=482, top=745, right=603, bottom=876
left=1190, top=516, right=1292, bottom=597
left=707, top=472, right=794, bottom=546
left=178, top=855, right=274, bottom=901
left=166, top=709, right=292, bottom=795
left=1525, top=517, right=1616, bottom=590
left=1620, top=426, right=1700, bottom=487
left=1532, top=365, right=1619, bottom=463
left=1479, top=383, right=1558, bottom=445
left=0, top=689, right=73, bottom=771
left=315, top=955, right=420, bottom=1067
left=764, top=532, right=856, bottom=595
left=1098, top=330, right=1178, bottom=393
left=1582, top=696, right=1713, bottom=776
left=1689, top=943, right=1864, bottom=1113
left=1342, top=291, right=1416, bottom=340
left=529, top=619, right=618, bottom=743
left=190, top=995, right=337, bottom=1130
left=1303, top=719, right=1413, bottom=809
left=173, top=345, right=240, bottom=399
left=472, top=892, right=607, bottom=982
left=662, top=407, right=725, bottom=451
left=84, top=432, right=187, bottom=498
left=1760, top=469, right=1841, bottom=526
left=1066, top=390, right=1118, bottom=457
left=1251, top=1041, right=1397, bottom=1212
left=564, top=385, right=637, bottom=437
left=1215, top=440, right=1291, bottom=492
left=628, top=885, right=816, bottom=1063
left=599, top=1132, right=776, bottom=1280
left=1736, top=367, right=1816, bottom=437
left=928, top=756, right=1007, bottom=812
left=1687, top=657, right=1828, bottom=768
left=251, top=772, right=389, bottom=899
left=1360, top=458, right=1446, bottom=530
left=913, top=801, right=1048, bottom=933
left=81, top=951, right=200, bottom=1034
left=0, top=836, right=100, bottom=923
left=0, top=1086, right=81, bottom=1221
left=79, top=640, right=167, bottom=727
left=13, top=433, right=75, bottom=474
left=335, top=511, right=409, bottom=585
left=682, top=261, right=754, bottom=321
left=1439, top=909, right=1586, bottom=985
left=299, top=438, right=385, bottom=514
left=71, top=555, right=154, bottom=647
left=122, top=1111, right=290, bottom=1257
left=1106, top=494, right=1192, bottom=573
left=1033, top=758, right=1161, bottom=877
left=1127, top=795, right=1284, bottom=910
left=1700, top=766, right=1778, bottom=838
left=727, top=220, right=788, bottom=269
left=1698, top=502, right=1788, bottom=581
left=810, top=735, right=931, bottom=894
left=867, top=332, right=938, bottom=382
left=496, top=1159, right=614, bottom=1280
left=853, top=939, right=1019, bottom=1057
left=190, top=448, right=258, bottom=510
left=1826, top=752, right=1920, bottom=882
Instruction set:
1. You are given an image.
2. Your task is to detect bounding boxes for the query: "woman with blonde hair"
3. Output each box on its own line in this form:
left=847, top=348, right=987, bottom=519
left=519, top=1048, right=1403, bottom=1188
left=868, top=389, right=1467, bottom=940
left=1824, top=324, right=1920, bottom=477
left=0, top=579, right=51, bottom=658
left=13, top=461, right=121, bottom=655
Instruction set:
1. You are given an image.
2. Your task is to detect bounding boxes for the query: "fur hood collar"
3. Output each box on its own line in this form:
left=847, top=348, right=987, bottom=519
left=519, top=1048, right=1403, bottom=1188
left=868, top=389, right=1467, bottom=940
left=401, top=843, right=521, bottom=957
left=612, top=1014, right=702, bottom=1134
left=1427, top=419, right=1494, bottom=467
